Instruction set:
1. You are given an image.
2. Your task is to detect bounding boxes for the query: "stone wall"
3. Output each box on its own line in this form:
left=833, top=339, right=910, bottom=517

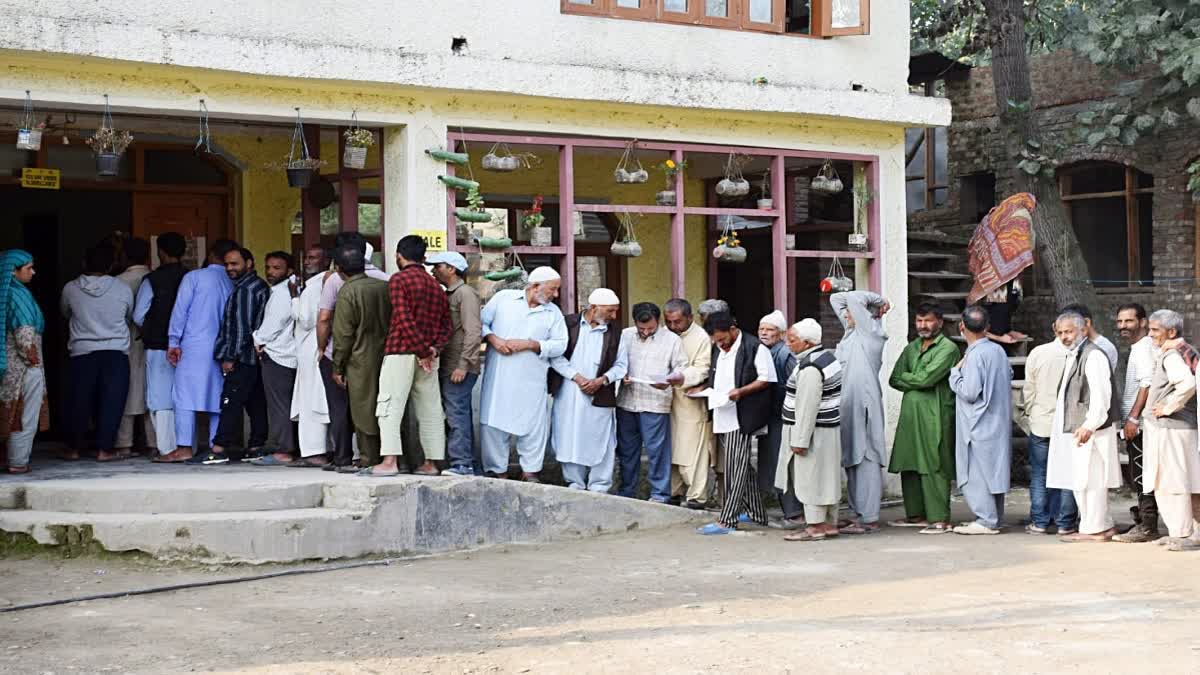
left=910, top=50, right=1200, bottom=343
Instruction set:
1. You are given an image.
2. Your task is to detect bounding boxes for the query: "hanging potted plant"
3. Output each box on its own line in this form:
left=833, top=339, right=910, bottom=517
left=712, top=217, right=747, bottom=264
left=613, top=140, right=648, bottom=184
left=482, top=142, right=521, bottom=172
left=485, top=251, right=526, bottom=283
left=715, top=153, right=751, bottom=198
left=655, top=158, right=686, bottom=206
left=16, top=91, right=45, bottom=151
left=610, top=212, right=643, bottom=257
left=523, top=195, right=552, bottom=247
left=757, top=169, right=773, bottom=210
left=456, top=184, right=494, bottom=224
left=342, top=112, right=373, bottom=170
left=86, top=96, right=134, bottom=177
left=819, top=257, right=853, bottom=293
left=811, top=160, right=844, bottom=195
left=274, top=108, right=327, bottom=188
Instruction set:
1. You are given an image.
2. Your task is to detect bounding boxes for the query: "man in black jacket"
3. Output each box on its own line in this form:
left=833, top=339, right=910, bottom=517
left=692, top=311, right=776, bottom=535
left=132, top=232, right=188, bottom=459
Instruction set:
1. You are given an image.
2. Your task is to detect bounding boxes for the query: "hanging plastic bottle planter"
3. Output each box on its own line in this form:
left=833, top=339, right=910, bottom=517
left=715, top=153, right=751, bottom=197
left=85, top=95, right=134, bottom=177
left=16, top=91, right=44, bottom=151
left=811, top=160, right=844, bottom=195
left=342, top=111, right=373, bottom=170
left=712, top=216, right=747, bottom=264
left=613, top=140, right=649, bottom=184
left=282, top=108, right=326, bottom=188
left=609, top=212, right=643, bottom=257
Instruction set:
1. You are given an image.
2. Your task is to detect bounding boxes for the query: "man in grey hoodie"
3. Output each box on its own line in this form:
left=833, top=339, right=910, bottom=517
left=60, top=243, right=134, bottom=462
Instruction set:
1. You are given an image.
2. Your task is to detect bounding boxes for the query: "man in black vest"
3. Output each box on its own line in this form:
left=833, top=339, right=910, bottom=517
left=548, top=288, right=628, bottom=492
left=693, top=311, right=776, bottom=535
left=132, top=232, right=188, bottom=459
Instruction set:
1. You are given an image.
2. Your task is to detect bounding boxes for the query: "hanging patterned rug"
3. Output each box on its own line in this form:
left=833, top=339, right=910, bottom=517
left=966, top=192, right=1036, bottom=305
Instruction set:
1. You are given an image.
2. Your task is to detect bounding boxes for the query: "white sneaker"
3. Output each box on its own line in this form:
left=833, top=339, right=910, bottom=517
left=953, top=521, right=1000, bottom=535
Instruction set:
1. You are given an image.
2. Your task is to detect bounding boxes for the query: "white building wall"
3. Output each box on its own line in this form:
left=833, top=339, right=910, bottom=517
left=0, top=0, right=948, bottom=127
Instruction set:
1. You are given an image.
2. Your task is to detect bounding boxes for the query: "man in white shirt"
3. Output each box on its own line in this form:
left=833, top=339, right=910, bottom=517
left=1061, top=303, right=1118, bottom=369
left=692, top=311, right=776, bottom=535
left=1112, top=303, right=1160, bottom=542
left=616, top=302, right=686, bottom=503
left=251, top=251, right=301, bottom=466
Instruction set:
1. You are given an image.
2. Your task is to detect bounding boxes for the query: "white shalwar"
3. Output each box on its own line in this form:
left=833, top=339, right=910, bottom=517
left=290, top=274, right=331, bottom=457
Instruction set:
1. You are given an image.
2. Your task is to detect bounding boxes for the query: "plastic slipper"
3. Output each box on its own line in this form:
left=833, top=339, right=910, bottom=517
left=152, top=455, right=186, bottom=463
left=357, top=467, right=400, bottom=477
left=784, top=530, right=827, bottom=542
left=839, top=523, right=880, bottom=535
left=6, top=465, right=30, bottom=474
left=888, top=519, right=929, bottom=528
left=287, top=458, right=329, bottom=468
left=919, top=524, right=953, bottom=535
left=1166, top=538, right=1200, bottom=552
left=696, top=522, right=735, bottom=535
left=250, top=455, right=293, bottom=467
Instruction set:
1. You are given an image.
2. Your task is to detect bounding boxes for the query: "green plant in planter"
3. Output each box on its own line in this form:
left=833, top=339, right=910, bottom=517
left=456, top=184, right=493, bottom=223
left=343, top=128, right=375, bottom=148
left=86, top=127, right=134, bottom=157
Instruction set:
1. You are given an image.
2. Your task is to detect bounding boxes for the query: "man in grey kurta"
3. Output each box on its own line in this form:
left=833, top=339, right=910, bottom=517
left=831, top=290, right=889, bottom=533
left=949, top=305, right=1013, bottom=534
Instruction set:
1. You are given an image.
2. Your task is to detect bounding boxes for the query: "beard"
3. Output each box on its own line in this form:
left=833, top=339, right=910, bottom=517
left=916, top=329, right=933, bottom=338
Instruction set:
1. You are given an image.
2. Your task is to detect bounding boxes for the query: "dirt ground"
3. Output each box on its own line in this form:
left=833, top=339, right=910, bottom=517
left=2, top=490, right=1198, bottom=674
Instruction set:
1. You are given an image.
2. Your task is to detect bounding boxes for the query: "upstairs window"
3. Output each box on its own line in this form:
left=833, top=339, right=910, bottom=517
left=1056, top=162, right=1154, bottom=289
left=562, top=0, right=870, bottom=36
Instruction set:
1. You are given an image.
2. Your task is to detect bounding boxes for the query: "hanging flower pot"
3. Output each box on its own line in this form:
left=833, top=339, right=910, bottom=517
left=610, top=213, right=643, bottom=257
left=86, top=96, right=134, bottom=178
left=482, top=142, right=523, bottom=172
left=713, top=220, right=746, bottom=264
left=819, top=257, right=853, bottom=293
left=654, top=159, right=686, bottom=206
left=485, top=266, right=525, bottom=282
left=342, top=114, right=374, bottom=170
left=656, top=190, right=677, bottom=206
left=812, top=160, right=844, bottom=195
left=15, top=91, right=45, bottom=151
left=716, top=153, right=751, bottom=197
left=614, top=140, right=649, bottom=183
left=457, top=185, right=493, bottom=224
left=426, top=148, right=470, bottom=165
left=272, top=108, right=327, bottom=189
left=96, top=152, right=122, bottom=176
left=477, top=236, right=513, bottom=249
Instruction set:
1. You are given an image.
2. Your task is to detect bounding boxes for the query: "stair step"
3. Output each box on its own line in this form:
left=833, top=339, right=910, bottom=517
left=907, top=230, right=971, bottom=245
left=16, top=475, right=331, bottom=514
left=908, top=271, right=972, bottom=280
left=907, top=251, right=958, bottom=261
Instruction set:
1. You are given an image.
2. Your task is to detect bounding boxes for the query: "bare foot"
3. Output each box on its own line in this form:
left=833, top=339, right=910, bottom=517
left=156, top=447, right=194, bottom=463
left=414, top=461, right=440, bottom=476
left=96, top=449, right=122, bottom=462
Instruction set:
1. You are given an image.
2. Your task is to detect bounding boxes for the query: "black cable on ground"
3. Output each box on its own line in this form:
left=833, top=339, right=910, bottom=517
left=0, top=557, right=401, bottom=614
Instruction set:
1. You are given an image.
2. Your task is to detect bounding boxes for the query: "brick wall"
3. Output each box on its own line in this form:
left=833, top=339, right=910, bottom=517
left=912, top=50, right=1200, bottom=344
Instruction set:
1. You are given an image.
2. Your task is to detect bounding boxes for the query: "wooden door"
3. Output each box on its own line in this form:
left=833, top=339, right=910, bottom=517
left=131, top=192, right=228, bottom=268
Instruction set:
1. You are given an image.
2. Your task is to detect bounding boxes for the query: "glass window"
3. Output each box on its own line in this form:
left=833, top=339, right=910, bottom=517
left=664, top=0, right=688, bottom=10
left=1055, top=163, right=1154, bottom=288
left=748, top=0, right=773, bottom=22
left=830, top=0, right=860, bottom=28
left=706, top=0, right=729, bottom=17
left=616, top=0, right=641, bottom=7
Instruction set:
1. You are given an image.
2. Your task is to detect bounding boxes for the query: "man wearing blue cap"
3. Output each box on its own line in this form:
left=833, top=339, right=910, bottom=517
left=428, top=251, right=482, bottom=476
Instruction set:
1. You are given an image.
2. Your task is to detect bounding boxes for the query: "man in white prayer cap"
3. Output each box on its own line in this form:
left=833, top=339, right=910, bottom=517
left=478, top=266, right=568, bottom=482
left=549, top=288, right=629, bottom=491
left=758, top=310, right=805, bottom=528
left=776, top=319, right=844, bottom=542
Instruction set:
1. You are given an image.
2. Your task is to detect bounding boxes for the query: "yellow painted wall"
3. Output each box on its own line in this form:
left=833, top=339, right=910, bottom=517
left=456, top=149, right=710, bottom=313
left=216, top=132, right=297, bottom=258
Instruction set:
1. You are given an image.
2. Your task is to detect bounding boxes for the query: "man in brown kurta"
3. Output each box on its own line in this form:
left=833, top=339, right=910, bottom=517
left=330, top=244, right=392, bottom=471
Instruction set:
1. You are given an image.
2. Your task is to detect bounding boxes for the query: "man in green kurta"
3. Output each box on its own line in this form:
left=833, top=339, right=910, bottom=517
left=330, top=244, right=392, bottom=472
left=887, top=302, right=959, bottom=534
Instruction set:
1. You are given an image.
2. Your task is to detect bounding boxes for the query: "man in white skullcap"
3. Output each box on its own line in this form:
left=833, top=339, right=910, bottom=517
left=549, top=288, right=629, bottom=491
left=478, top=266, right=568, bottom=482
left=758, top=310, right=805, bottom=528
left=777, top=319, right=844, bottom=542
left=616, top=302, right=687, bottom=502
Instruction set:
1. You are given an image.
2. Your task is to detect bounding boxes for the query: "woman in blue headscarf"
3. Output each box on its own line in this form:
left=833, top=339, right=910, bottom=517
left=0, top=249, right=45, bottom=473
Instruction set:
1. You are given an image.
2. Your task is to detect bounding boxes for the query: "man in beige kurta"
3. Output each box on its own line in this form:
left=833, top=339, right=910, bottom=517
left=1144, top=310, right=1200, bottom=551
left=665, top=299, right=714, bottom=508
left=115, top=238, right=156, bottom=456
left=775, top=319, right=843, bottom=542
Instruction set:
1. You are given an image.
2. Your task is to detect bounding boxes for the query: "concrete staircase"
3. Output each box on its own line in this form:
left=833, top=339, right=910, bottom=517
left=0, top=471, right=706, bottom=564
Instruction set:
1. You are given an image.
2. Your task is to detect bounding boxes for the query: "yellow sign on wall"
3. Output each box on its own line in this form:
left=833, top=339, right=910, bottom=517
left=413, top=229, right=447, bottom=252
left=20, top=168, right=61, bottom=190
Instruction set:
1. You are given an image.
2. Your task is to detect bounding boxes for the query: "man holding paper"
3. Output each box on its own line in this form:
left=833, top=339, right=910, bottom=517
left=616, top=302, right=686, bottom=502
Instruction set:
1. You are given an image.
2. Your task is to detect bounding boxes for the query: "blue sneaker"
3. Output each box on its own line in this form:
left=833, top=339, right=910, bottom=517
left=697, top=522, right=736, bottom=536
left=441, top=465, right=475, bottom=477
left=737, top=513, right=752, bottom=524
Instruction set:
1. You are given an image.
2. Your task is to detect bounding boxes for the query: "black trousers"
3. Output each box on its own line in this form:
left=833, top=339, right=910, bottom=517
left=68, top=350, right=130, bottom=451
left=260, top=354, right=298, bottom=454
left=212, top=362, right=268, bottom=450
left=1127, top=432, right=1159, bottom=531
left=319, top=356, right=354, bottom=465
left=760, top=419, right=805, bottom=519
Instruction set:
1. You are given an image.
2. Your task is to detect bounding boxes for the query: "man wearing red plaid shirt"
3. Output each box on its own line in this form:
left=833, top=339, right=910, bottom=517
left=366, top=235, right=452, bottom=477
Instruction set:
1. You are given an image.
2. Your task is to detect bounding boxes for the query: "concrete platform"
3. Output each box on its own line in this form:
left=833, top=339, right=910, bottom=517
left=0, top=461, right=707, bottom=564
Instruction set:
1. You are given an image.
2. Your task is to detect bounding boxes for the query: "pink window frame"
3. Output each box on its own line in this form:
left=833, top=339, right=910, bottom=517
left=443, top=131, right=880, bottom=314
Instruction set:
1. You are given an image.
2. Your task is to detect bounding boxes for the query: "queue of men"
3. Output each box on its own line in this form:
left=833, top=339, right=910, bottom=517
left=45, top=236, right=1200, bottom=549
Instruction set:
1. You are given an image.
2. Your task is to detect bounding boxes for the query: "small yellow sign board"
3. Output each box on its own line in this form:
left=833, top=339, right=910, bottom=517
left=20, top=168, right=61, bottom=190
left=413, top=229, right=447, bottom=252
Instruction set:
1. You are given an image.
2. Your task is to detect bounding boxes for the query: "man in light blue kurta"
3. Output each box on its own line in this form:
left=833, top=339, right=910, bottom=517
left=948, top=305, right=1013, bottom=534
left=831, top=290, right=890, bottom=533
left=166, top=240, right=236, bottom=455
left=550, top=292, right=628, bottom=492
left=479, top=267, right=569, bottom=481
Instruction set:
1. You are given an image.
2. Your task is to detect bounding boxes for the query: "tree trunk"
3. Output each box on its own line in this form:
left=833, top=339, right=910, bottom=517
left=981, top=0, right=1099, bottom=313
